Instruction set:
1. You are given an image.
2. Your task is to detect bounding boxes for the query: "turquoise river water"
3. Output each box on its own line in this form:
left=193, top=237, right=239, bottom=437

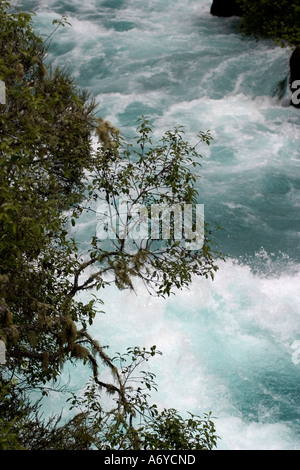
left=21, top=0, right=300, bottom=450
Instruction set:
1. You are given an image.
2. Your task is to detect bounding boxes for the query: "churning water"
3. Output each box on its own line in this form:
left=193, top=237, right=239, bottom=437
left=21, top=0, right=300, bottom=449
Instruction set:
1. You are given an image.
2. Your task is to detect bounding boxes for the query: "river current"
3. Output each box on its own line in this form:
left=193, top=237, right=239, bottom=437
left=21, top=0, right=300, bottom=449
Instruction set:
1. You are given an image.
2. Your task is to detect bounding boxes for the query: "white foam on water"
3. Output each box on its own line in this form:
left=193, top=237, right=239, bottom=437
left=65, top=257, right=299, bottom=449
left=19, top=0, right=300, bottom=450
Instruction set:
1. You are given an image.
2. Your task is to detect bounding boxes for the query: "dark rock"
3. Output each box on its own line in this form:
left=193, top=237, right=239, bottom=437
left=210, top=0, right=243, bottom=17
left=289, top=46, right=300, bottom=85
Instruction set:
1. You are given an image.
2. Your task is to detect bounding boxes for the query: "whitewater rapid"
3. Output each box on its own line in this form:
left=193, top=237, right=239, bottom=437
left=21, top=0, right=300, bottom=449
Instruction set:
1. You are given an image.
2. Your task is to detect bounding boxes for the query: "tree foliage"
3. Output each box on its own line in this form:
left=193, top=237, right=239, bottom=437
left=0, top=0, right=99, bottom=385
left=0, top=347, right=218, bottom=450
left=237, top=0, right=300, bottom=48
left=0, top=1, right=221, bottom=449
left=65, top=346, right=218, bottom=450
